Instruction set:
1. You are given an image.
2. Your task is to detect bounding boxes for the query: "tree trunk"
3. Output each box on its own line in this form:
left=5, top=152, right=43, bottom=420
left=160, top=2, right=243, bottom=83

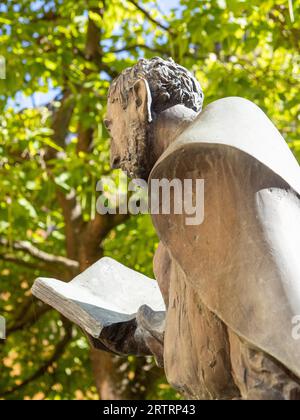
left=51, top=4, right=160, bottom=399
left=90, top=349, right=131, bottom=400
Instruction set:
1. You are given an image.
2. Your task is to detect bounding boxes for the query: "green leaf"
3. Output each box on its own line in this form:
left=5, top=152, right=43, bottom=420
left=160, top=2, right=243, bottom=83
left=44, top=59, right=57, bottom=71
left=39, top=138, right=63, bottom=152
left=0, top=17, right=12, bottom=24
left=18, top=198, right=37, bottom=218
left=54, top=173, right=71, bottom=191
left=88, top=11, right=103, bottom=27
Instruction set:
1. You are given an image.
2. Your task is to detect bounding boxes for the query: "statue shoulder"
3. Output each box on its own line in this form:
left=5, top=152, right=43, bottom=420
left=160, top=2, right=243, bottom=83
left=155, top=97, right=300, bottom=196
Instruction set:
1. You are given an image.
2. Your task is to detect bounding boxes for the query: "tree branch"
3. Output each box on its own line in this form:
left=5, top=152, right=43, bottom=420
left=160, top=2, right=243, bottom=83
left=0, top=238, right=79, bottom=271
left=0, top=321, right=72, bottom=397
left=0, top=254, right=44, bottom=271
left=50, top=90, right=75, bottom=149
left=30, top=11, right=60, bottom=23
left=6, top=301, right=51, bottom=336
left=77, top=5, right=105, bottom=154
left=86, top=213, right=130, bottom=246
left=56, top=189, right=85, bottom=262
left=0, top=253, right=67, bottom=278
left=107, top=44, right=207, bottom=63
left=78, top=213, right=130, bottom=270
left=127, top=0, right=172, bottom=33
left=108, top=43, right=168, bottom=55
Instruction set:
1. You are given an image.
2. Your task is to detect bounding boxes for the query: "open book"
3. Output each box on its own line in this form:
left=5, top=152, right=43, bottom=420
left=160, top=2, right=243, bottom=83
left=32, top=257, right=165, bottom=339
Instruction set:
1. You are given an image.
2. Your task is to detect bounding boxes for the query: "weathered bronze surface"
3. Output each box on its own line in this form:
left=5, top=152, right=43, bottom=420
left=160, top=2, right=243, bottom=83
left=33, top=57, right=300, bottom=400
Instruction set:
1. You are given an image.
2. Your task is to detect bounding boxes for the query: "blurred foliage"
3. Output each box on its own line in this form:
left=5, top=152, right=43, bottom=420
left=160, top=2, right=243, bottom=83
left=0, top=0, right=299, bottom=400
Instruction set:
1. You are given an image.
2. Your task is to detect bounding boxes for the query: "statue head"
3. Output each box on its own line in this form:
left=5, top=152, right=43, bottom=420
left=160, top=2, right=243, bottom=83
left=105, top=57, right=204, bottom=180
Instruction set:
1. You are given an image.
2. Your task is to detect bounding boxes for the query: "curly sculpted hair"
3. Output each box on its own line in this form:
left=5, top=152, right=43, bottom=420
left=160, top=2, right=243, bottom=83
left=108, top=57, right=204, bottom=115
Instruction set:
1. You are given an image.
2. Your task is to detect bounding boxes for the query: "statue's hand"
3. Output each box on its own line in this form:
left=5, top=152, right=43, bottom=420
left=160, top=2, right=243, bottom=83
left=136, top=305, right=165, bottom=368
left=86, top=305, right=165, bottom=368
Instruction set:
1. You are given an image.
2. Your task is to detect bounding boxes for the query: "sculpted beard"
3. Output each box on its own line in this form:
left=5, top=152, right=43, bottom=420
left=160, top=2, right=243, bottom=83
left=121, top=120, right=154, bottom=181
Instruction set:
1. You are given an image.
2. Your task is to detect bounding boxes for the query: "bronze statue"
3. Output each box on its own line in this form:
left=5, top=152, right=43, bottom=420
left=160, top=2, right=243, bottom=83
left=33, top=57, right=300, bottom=400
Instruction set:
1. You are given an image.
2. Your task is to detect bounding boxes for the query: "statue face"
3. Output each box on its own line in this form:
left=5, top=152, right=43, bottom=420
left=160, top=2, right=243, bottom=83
left=105, top=99, right=128, bottom=171
left=105, top=80, right=154, bottom=180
